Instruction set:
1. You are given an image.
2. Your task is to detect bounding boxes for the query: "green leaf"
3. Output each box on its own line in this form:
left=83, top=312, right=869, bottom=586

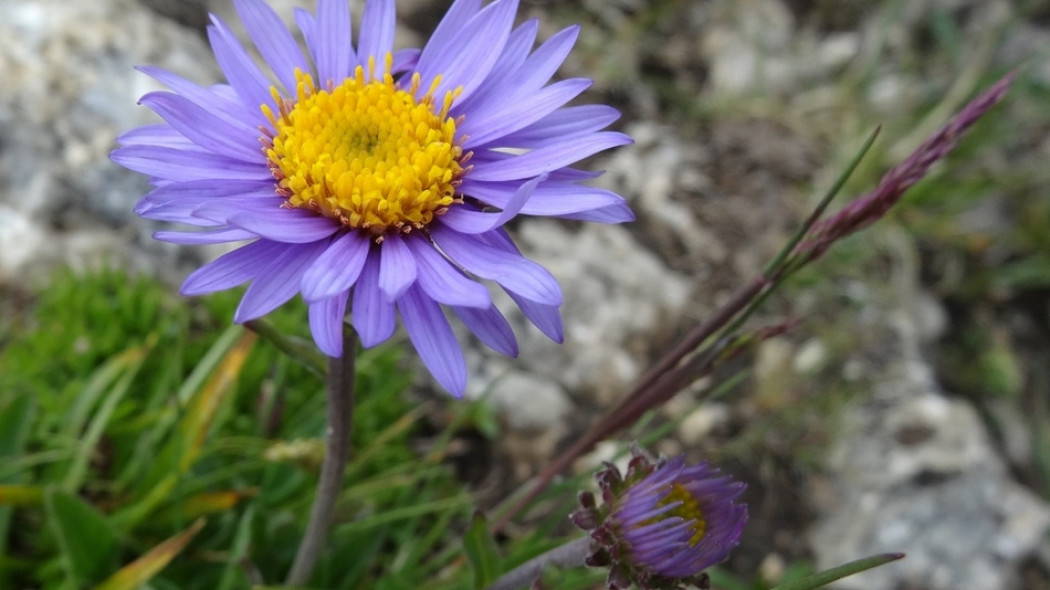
left=0, top=392, right=36, bottom=465
left=46, top=488, right=121, bottom=585
left=64, top=342, right=150, bottom=492
left=0, top=393, right=36, bottom=587
left=217, top=506, right=256, bottom=590
left=0, top=485, right=45, bottom=506
left=464, top=511, right=502, bottom=590
left=92, top=518, right=205, bottom=590
left=114, top=330, right=256, bottom=528
left=769, top=553, right=905, bottom=590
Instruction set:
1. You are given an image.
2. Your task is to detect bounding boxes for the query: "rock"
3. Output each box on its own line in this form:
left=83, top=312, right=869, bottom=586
left=468, top=370, right=571, bottom=432
left=0, top=0, right=220, bottom=283
left=455, top=219, right=691, bottom=407
left=810, top=365, right=1050, bottom=590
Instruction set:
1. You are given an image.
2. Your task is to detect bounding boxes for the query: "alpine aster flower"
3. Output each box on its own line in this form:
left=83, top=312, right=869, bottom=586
left=112, top=0, right=633, bottom=396
left=573, top=451, right=747, bottom=589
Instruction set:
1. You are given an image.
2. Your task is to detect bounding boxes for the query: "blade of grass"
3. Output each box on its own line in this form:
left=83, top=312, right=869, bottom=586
left=770, top=553, right=905, bottom=590
left=0, top=485, right=45, bottom=506
left=92, top=518, right=206, bottom=590
left=113, top=331, right=256, bottom=528
left=0, top=391, right=35, bottom=586
left=46, top=488, right=121, bottom=585
left=464, top=512, right=502, bottom=590
left=63, top=339, right=152, bottom=491
left=217, top=505, right=256, bottom=590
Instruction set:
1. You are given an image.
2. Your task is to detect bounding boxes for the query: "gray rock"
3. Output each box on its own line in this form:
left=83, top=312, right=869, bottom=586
left=807, top=242, right=1050, bottom=590
left=450, top=216, right=691, bottom=411
left=810, top=366, right=1050, bottom=590
left=0, top=0, right=220, bottom=282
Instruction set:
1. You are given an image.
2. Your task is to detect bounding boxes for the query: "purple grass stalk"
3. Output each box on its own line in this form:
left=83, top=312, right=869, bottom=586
left=798, top=72, right=1015, bottom=263
left=493, top=72, right=1015, bottom=533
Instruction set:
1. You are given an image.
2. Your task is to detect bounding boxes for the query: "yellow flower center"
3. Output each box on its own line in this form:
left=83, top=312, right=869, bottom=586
left=262, top=57, right=466, bottom=236
left=657, top=483, right=707, bottom=547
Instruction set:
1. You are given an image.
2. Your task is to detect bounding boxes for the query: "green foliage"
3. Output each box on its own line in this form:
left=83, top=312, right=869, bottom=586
left=463, top=512, right=502, bottom=590
left=0, top=266, right=486, bottom=589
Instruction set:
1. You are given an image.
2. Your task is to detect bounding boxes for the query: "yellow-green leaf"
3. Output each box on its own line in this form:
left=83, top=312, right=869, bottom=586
left=0, top=485, right=44, bottom=506
left=93, top=518, right=206, bottom=590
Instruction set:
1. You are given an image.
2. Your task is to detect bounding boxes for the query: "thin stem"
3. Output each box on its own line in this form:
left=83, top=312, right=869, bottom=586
left=483, top=536, right=593, bottom=590
left=491, top=128, right=884, bottom=533
left=244, top=318, right=327, bottom=377
left=493, top=275, right=767, bottom=532
left=286, top=326, right=357, bottom=586
left=764, top=125, right=881, bottom=277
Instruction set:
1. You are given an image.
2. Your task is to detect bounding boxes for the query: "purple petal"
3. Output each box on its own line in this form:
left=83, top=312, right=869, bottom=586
left=138, top=92, right=263, bottom=162
left=469, top=131, right=631, bottom=181
left=206, top=16, right=276, bottom=115
left=234, top=241, right=327, bottom=322
left=545, top=167, right=604, bottom=182
left=482, top=105, right=621, bottom=149
left=314, top=0, right=353, bottom=84
left=136, top=180, right=276, bottom=221
left=154, top=227, right=257, bottom=244
left=228, top=208, right=340, bottom=243
left=111, top=146, right=271, bottom=182
left=459, top=25, right=578, bottom=124
left=458, top=179, right=623, bottom=216
left=452, top=19, right=538, bottom=115
left=452, top=304, right=518, bottom=356
left=309, top=292, right=349, bottom=356
left=502, top=25, right=578, bottom=94
left=233, top=0, right=311, bottom=91
left=397, top=285, right=467, bottom=396
left=555, top=201, right=636, bottom=223
left=294, top=7, right=317, bottom=55
left=430, top=227, right=561, bottom=306
left=191, top=195, right=286, bottom=224
left=377, top=236, right=417, bottom=300
left=507, top=289, right=564, bottom=342
left=301, top=231, right=370, bottom=302
left=416, top=0, right=518, bottom=104
left=356, top=0, right=395, bottom=77
left=136, top=66, right=251, bottom=125
left=352, top=252, right=396, bottom=347
left=460, top=79, right=594, bottom=148
left=181, top=239, right=285, bottom=295
left=390, top=48, right=421, bottom=74
left=414, top=0, right=482, bottom=75
left=405, top=236, right=491, bottom=308
left=118, top=124, right=197, bottom=150
left=438, top=174, right=542, bottom=233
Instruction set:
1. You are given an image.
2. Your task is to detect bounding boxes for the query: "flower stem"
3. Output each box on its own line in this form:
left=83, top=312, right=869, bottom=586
left=482, top=536, right=593, bottom=590
left=286, top=325, right=357, bottom=586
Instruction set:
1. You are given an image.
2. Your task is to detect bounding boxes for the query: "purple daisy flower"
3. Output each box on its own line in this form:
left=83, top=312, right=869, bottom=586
left=574, top=452, right=747, bottom=589
left=112, top=0, right=633, bottom=396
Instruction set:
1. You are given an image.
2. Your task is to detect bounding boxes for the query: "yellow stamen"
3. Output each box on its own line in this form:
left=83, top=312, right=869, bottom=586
left=262, top=56, right=466, bottom=235
left=656, top=484, right=707, bottom=546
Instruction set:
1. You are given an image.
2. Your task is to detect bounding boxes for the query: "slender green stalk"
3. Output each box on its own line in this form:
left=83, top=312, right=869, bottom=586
left=244, top=319, right=327, bottom=377
left=483, top=536, right=593, bottom=590
left=763, top=126, right=881, bottom=277
left=286, top=325, right=357, bottom=586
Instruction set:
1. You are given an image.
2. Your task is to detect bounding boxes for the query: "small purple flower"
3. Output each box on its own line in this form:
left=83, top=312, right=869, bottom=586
left=112, top=0, right=633, bottom=396
left=574, top=451, right=747, bottom=589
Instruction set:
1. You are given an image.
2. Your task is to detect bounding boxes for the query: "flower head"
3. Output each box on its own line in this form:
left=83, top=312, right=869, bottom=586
left=573, top=451, right=747, bottom=590
left=112, top=0, right=633, bottom=396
